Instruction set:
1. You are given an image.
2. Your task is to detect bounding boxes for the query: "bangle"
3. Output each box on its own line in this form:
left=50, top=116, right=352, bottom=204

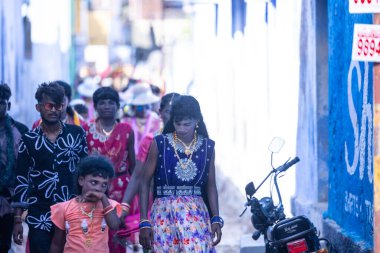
left=103, top=205, right=114, bottom=216
left=139, top=220, right=152, bottom=229
left=211, top=215, right=224, bottom=228
left=14, top=220, right=22, bottom=224
left=14, top=215, right=22, bottom=218
left=121, top=202, right=131, bottom=208
left=121, top=203, right=130, bottom=212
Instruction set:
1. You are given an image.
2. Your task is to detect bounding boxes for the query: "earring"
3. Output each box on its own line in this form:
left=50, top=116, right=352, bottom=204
left=195, top=123, right=199, bottom=135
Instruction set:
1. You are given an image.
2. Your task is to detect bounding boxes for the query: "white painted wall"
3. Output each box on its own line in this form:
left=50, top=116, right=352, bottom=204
left=3, top=0, right=73, bottom=127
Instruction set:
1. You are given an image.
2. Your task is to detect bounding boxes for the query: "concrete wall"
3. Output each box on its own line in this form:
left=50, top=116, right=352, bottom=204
left=19, top=44, right=71, bottom=126
left=292, top=0, right=329, bottom=234
left=0, top=0, right=23, bottom=104
left=0, top=1, right=72, bottom=127
left=294, top=0, right=374, bottom=251
left=327, top=0, right=373, bottom=250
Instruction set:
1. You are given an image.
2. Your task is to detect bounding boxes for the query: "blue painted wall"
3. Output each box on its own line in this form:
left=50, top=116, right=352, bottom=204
left=328, top=0, right=373, bottom=247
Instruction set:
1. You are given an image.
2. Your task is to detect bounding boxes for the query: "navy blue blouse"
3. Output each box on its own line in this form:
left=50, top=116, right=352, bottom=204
left=153, top=133, right=214, bottom=198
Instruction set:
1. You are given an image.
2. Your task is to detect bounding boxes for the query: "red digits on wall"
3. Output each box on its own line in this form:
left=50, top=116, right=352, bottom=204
left=376, top=41, right=380, bottom=55
left=369, top=39, right=375, bottom=56
left=363, top=39, right=369, bottom=56
left=354, top=0, right=373, bottom=3
left=358, top=38, right=363, bottom=56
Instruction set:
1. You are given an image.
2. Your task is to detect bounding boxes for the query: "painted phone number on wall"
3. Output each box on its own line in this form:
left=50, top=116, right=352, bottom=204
left=352, top=24, right=380, bottom=62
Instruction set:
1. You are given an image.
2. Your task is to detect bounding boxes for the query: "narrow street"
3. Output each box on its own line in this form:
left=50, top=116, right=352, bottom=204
left=1, top=0, right=378, bottom=252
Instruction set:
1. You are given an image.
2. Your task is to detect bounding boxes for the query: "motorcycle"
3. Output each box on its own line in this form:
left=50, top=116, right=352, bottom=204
left=240, top=137, right=332, bottom=253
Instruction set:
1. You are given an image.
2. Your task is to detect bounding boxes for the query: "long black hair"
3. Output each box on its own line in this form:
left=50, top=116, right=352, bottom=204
left=163, top=95, right=208, bottom=138
left=74, top=155, right=115, bottom=194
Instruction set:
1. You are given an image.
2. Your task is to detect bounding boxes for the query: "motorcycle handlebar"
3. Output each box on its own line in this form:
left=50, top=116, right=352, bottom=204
left=277, top=156, right=300, bottom=173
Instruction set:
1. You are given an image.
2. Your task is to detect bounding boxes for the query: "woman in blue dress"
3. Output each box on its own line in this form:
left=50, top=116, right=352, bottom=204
left=139, top=95, right=223, bottom=252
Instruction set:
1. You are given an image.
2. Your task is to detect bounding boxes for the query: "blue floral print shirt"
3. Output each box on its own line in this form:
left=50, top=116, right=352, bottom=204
left=12, top=122, right=88, bottom=232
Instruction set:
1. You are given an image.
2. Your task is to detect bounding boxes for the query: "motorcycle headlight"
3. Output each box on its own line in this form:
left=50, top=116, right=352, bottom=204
left=259, top=197, right=276, bottom=220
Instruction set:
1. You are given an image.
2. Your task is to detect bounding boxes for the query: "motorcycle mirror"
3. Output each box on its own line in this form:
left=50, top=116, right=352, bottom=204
left=268, top=137, right=285, bottom=153
left=245, top=182, right=256, bottom=197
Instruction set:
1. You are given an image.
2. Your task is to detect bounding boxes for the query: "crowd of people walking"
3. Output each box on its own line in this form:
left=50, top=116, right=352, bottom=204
left=0, top=79, right=223, bottom=253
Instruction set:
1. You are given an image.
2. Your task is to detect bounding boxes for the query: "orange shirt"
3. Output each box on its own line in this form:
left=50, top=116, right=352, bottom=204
left=50, top=198, right=121, bottom=253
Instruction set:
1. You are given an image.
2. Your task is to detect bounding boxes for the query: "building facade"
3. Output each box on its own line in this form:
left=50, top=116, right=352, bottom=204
left=0, top=0, right=73, bottom=126
left=293, top=1, right=374, bottom=252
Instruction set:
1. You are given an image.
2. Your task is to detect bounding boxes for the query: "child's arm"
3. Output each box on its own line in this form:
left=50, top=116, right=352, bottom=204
left=49, top=226, right=66, bottom=253
left=100, top=195, right=121, bottom=230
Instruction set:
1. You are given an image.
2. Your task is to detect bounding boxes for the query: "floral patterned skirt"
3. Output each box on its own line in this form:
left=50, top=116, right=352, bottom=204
left=150, top=195, right=216, bottom=253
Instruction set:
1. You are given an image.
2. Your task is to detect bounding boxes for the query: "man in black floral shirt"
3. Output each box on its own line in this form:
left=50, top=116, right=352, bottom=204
left=12, top=82, right=88, bottom=253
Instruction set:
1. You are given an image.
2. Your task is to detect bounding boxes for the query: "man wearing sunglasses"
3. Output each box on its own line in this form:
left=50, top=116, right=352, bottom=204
left=0, top=84, right=28, bottom=253
left=12, top=82, right=88, bottom=253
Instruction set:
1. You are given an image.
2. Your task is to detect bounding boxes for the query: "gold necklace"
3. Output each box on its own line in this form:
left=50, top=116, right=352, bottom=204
left=77, top=197, right=96, bottom=247
left=102, top=127, right=114, bottom=136
left=79, top=207, right=95, bottom=247
left=173, top=133, right=197, bottom=169
left=174, top=132, right=196, bottom=155
left=99, top=121, right=115, bottom=136
left=80, top=206, right=95, bottom=222
left=85, top=221, right=94, bottom=247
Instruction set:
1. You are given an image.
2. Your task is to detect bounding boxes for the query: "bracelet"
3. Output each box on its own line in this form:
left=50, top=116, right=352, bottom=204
left=139, top=226, right=152, bottom=230
left=121, top=202, right=131, bottom=208
left=14, top=215, right=22, bottom=218
left=103, top=205, right=114, bottom=216
left=211, top=215, right=224, bottom=228
left=121, top=203, right=130, bottom=212
left=139, top=220, right=152, bottom=229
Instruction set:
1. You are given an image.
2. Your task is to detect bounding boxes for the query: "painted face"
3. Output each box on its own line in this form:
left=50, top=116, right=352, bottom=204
left=160, top=104, right=172, bottom=126
left=0, top=99, right=10, bottom=118
left=173, top=118, right=198, bottom=140
left=36, top=95, right=63, bottom=124
left=79, top=174, right=110, bottom=196
left=95, top=99, right=118, bottom=119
